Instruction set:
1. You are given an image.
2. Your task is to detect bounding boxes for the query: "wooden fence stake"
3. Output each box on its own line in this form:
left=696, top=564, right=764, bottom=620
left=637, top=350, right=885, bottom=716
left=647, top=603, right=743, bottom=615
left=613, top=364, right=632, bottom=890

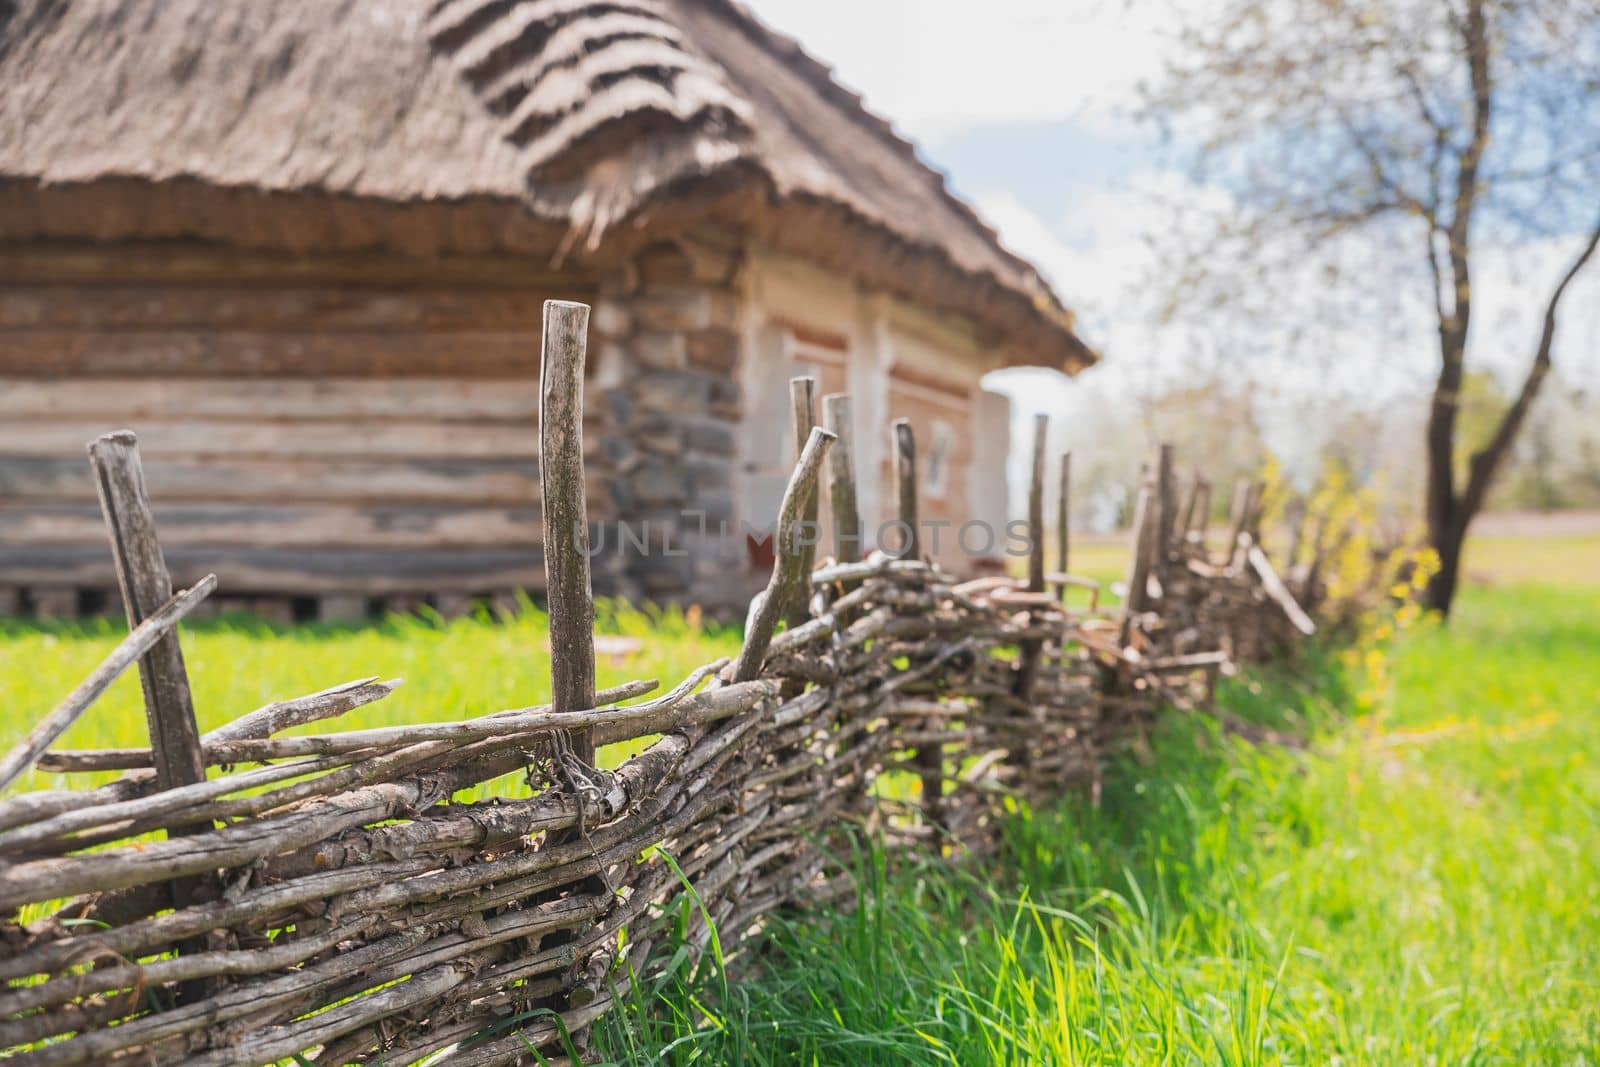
left=1154, top=443, right=1176, bottom=572
left=1025, top=414, right=1048, bottom=593
left=822, top=393, right=861, bottom=565
left=1247, top=479, right=1267, bottom=543
left=1178, top=472, right=1200, bottom=548
left=1120, top=484, right=1155, bottom=646
left=0, top=576, right=216, bottom=793
left=734, top=428, right=836, bottom=681
left=890, top=417, right=939, bottom=828
left=1013, top=415, right=1051, bottom=729
left=1186, top=476, right=1212, bottom=554
left=892, top=419, right=919, bottom=560
left=1056, top=451, right=1072, bottom=578
left=540, top=300, right=597, bottom=764
left=788, top=378, right=819, bottom=626
left=89, top=433, right=207, bottom=795
left=1225, top=478, right=1252, bottom=569
left=88, top=431, right=216, bottom=1002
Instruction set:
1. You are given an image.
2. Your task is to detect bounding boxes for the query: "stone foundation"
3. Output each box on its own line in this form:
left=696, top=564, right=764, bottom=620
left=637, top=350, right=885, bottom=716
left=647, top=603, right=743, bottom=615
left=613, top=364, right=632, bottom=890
left=588, top=242, right=757, bottom=612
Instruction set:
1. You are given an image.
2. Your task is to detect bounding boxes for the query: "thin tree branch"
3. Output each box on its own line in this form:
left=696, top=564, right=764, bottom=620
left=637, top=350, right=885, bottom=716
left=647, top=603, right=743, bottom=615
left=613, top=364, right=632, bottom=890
left=1458, top=212, right=1600, bottom=527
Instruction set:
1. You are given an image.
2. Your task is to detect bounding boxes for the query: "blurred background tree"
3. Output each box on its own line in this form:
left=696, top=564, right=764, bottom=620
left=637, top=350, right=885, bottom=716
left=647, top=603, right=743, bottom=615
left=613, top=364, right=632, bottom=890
left=1142, top=0, right=1600, bottom=617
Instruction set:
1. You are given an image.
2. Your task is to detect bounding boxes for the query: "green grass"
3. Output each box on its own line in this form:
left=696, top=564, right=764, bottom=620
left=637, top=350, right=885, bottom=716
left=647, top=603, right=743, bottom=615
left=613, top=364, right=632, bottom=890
left=0, top=598, right=740, bottom=793
left=593, top=581, right=1600, bottom=1064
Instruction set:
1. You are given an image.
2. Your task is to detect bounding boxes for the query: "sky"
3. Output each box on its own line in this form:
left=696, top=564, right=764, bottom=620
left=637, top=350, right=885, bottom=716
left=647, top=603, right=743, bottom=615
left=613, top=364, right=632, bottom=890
left=742, top=0, right=1600, bottom=495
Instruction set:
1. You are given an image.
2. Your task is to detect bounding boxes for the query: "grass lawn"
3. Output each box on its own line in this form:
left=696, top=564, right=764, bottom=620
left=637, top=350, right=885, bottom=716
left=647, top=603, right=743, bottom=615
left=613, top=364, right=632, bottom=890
left=0, top=600, right=741, bottom=795
left=1, top=536, right=1595, bottom=1064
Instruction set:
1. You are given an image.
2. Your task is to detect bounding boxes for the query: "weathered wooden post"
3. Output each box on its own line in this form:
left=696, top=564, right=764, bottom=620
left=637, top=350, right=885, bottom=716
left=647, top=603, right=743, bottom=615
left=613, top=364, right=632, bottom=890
left=1247, top=479, right=1268, bottom=544
left=1025, top=414, right=1048, bottom=594
left=1178, top=471, right=1201, bottom=549
left=1154, top=442, right=1177, bottom=572
left=1056, top=451, right=1072, bottom=577
left=733, top=427, right=836, bottom=681
left=88, top=431, right=216, bottom=1001
left=787, top=377, right=820, bottom=626
left=1010, top=414, right=1052, bottom=775
left=89, top=433, right=207, bottom=794
left=891, top=415, right=943, bottom=832
left=1225, top=477, right=1253, bottom=569
left=1185, top=475, right=1212, bottom=554
left=540, top=300, right=598, bottom=765
left=1119, top=484, right=1155, bottom=646
left=891, top=419, right=919, bottom=560
left=823, top=393, right=861, bottom=565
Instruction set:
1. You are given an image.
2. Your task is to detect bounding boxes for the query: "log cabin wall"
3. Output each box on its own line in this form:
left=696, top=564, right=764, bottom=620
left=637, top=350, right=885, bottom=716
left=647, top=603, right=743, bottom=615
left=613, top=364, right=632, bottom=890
left=0, top=241, right=605, bottom=620
left=0, top=235, right=1018, bottom=619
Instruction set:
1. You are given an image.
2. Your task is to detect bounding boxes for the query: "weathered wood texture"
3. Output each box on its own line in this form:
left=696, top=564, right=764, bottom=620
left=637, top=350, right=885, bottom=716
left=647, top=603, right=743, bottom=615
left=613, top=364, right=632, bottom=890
left=787, top=378, right=820, bottom=628
left=891, top=419, right=919, bottom=560
left=1154, top=442, right=1177, bottom=572
left=87, top=433, right=207, bottom=796
left=1012, top=414, right=1051, bottom=713
left=540, top=301, right=598, bottom=764
left=1120, top=485, right=1155, bottom=646
left=0, top=248, right=601, bottom=611
left=822, top=393, right=862, bottom=564
left=1026, top=415, right=1049, bottom=594
left=1057, top=451, right=1071, bottom=575
left=732, top=427, right=835, bottom=682
left=0, top=545, right=546, bottom=594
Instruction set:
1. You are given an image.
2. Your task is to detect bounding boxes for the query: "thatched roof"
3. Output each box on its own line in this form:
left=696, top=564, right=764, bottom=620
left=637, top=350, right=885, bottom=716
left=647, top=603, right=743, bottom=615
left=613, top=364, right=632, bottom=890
left=0, top=0, right=1095, bottom=371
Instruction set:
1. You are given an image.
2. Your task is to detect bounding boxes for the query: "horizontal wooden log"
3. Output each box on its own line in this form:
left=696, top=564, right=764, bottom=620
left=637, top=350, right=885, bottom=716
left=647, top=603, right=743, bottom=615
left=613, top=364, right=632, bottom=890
left=0, top=545, right=546, bottom=594
left=0, top=419, right=542, bottom=460
left=0, top=286, right=555, bottom=332
left=0, top=242, right=589, bottom=289
left=0, top=502, right=544, bottom=549
left=0, top=330, right=545, bottom=378
left=0, top=455, right=549, bottom=505
left=0, top=377, right=542, bottom=421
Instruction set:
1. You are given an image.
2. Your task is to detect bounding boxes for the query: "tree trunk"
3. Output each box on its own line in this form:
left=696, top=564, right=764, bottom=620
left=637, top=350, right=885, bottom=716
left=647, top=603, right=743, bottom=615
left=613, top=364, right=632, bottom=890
left=1421, top=322, right=1468, bottom=617
left=1422, top=522, right=1464, bottom=617
left=1421, top=215, right=1600, bottom=618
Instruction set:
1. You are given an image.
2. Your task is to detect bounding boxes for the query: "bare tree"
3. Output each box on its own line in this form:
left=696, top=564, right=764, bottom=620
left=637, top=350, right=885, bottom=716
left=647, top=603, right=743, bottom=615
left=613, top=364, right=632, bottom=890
left=1143, top=0, right=1600, bottom=616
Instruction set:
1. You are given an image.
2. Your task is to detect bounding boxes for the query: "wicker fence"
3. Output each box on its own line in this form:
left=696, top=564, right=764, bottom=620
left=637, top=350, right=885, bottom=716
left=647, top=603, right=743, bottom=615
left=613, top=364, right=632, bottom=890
left=0, top=302, right=1358, bottom=1065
